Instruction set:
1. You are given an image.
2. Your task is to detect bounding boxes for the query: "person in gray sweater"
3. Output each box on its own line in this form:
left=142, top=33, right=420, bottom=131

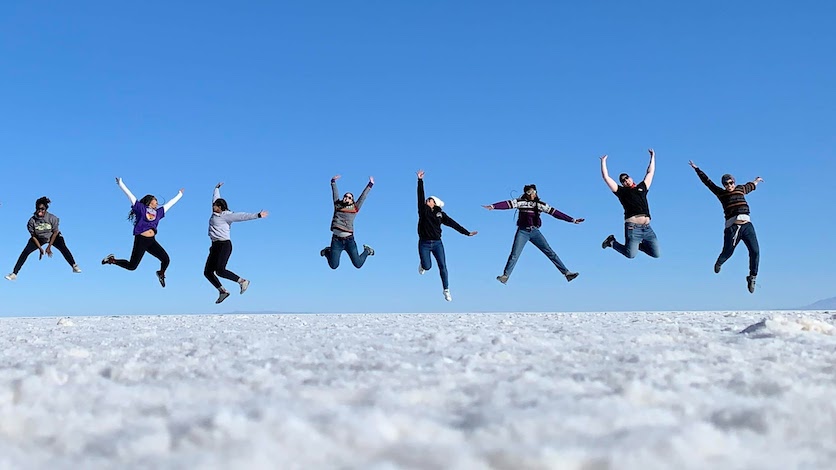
left=205, top=183, right=268, bottom=304
left=320, top=174, right=375, bottom=269
left=5, top=197, right=81, bottom=280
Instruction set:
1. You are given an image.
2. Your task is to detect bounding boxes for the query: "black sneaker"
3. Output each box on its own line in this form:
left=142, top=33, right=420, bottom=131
left=320, top=247, right=329, bottom=257
left=101, top=254, right=115, bottom=265
left=363, top=244, right=375, bottom=256
left=714, top=262, right=722, bottom=274
left=216, top=291, right=230, bottom=304
left=602, top=235, right=615, bottom=249
left=156, top=270, right=166, bottom=288
left=565, top=272, right=579, bottom=282
left=746, top=275, right=756, bottom=293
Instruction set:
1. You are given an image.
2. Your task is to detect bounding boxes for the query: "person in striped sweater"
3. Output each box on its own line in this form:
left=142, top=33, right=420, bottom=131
left=690, top=160, right=763, bottom=293
left=483, top=184, right=584, bottom=284
left=320, top=175, right=375, bottom=269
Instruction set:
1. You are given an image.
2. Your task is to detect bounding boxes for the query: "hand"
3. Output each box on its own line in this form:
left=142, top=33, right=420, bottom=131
left=754, top=176, right=764, bottom=184
left=179, top=188, right=185, bottom=193
left=115, top=177, right=121, bottom=184
left=482, top=205, right=494, bottom=210
left=38, top=248, right=45, bottom=260
left=259, top=210, right=269, bottom=218
left=332, top=175, right=341, bottom=181
left=46, top=246, right=54, bottom=258
left=468, top=231, right=478, bottom=236
left=600, top=154, right=608, bottom=161
left=216, top=182, right=224, bottom=188
left=688, top=160, right=698, bottom=169
left=417, top=170, right=424, bottom=180
left=573, top=218, right=585, bottom=224
left=648, top=148, right=655, bottom=158
left=369, top=176, right=374, bottom=184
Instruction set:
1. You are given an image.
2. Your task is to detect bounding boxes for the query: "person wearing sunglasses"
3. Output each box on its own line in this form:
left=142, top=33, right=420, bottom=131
left=4, top=197, right=81, bottom=281
left=689, top=160, right=763, bottom=293
left=484, top=183, right=583, bottom=284
left=600, top=149, right=661, bottom=260
left=101, top=178, right=184, bottom=288
left=417, top=170, right=477, bottom=302
left=205, top=182, right=268, bottom=304
left=320, top=174, right=375, bottom=269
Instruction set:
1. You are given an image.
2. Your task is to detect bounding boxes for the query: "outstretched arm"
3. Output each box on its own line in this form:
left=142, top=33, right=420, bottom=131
left=441, top=213, right=476, bottom=236
left=213, top=182, right=223, bottom=203
left=689, top=161, right=723, bottom=196
left=600, top=155, right=619, bottom=192
left=741, top=176, right=763, bottom=194
left=540, top=202, right=583, bottom=224
left=643, top=148, right=656, bottom=188
left=163, top=188, right=184, bottom=211
left=483, top=200, right=514, bottom=210
left=116, top=177, right=137, bottom=204
left=354, top=176, right=374, bottom=210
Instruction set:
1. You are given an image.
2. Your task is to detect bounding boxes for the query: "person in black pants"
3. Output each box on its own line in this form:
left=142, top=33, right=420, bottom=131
left=5, top=197, right=81, bottom=281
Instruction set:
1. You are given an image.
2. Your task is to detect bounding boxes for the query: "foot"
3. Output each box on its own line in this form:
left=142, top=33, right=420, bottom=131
left=496, top=275, right=508, bottom=284
left=443, top=289, right=452, bottom=301
left=216, top=291, right=231, bottom=304
left=4, top=273, right=17, bottom=281
left=101, top=254, right=115, bottom=265
left=156, top=270, right=166, bottom=288
left=714, top=262, right=722, bottom=274
left=239, top=279, right=250, bottom=294
left=602, top=234, right=615, bottom=249
left=363, top=244, right=375, bottom=256
left=72, top=264, right=82, bottom=273
left=565, top=272, right=579, bottom=282
left=746, top=275, right=756, bottom=293
left=320, top=247, right=329, bottom=257
left=419, top=265, right=426, bottom=275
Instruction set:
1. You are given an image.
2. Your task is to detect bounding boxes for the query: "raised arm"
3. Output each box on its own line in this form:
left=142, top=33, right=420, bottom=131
left=354, top=176, right=374, bottom=210
left=600, top=155, right=619, bottom=192
left=689, top=161, right=723, bottom=196
left=162, top=189, right=184, bottom=212
left=213, top=182, right=223, bottom=203
left=331, top=175, right=340, bottom=202
left=642, top=148, right=656, bottom=188
left=116, top=177, right=137, bottom=204
left=417, top=170, right=426, bottom=211
left=740, top=176, right=763, bottom=194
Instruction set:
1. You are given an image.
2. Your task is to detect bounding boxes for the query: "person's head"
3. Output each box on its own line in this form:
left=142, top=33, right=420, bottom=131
left=721, top=174, right=736, bottom=192
left=34, top=196, right=50, bottom=216
left=213, top=198, right=229, bottom=213
left=522, top=184, right=538, bottom=200
left=426, top=196, right=444, bottom=209
left=342, top=192, right=354, bottom=205
left=619, top=173, right=635, bottom=188
left=140, top=194, right=158, bottom=209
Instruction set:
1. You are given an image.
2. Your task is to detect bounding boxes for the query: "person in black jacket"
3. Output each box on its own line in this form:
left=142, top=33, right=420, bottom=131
left=690, top=160, right=763, bottom=293
left=417, top=170, right=477, bottom=301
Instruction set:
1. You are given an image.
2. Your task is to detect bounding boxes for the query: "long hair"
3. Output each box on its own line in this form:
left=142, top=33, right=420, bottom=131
left=34, top=196, right=51, bottom=215
left=214, top=198, right=229, bottom=212
left=128, top=194, right=156, bottom=224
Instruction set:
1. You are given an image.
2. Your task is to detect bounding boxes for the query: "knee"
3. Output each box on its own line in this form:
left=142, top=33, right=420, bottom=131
left=626, top=251, right=637, bottom=259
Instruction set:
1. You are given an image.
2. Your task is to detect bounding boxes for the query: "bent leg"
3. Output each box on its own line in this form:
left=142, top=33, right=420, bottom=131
left=612, top=224, right=639, bottom=259
left=638, top=226, right=661, bottom=258
left=12, top=239, right=40, bottom=274
left=145, top=238, right=170, bottom=272
left=213, top=241, right=240, bottom=281
left=346, top=238, right=369, bottom=269
left=327, top=236, right=344, bottom=269
left=419, top=240, right=433, bottom=271
left=204, top=243, right=223, bottom=288
left=715, top=225, right=740, bottom=268
left=114, top=236, right=150, bottom=271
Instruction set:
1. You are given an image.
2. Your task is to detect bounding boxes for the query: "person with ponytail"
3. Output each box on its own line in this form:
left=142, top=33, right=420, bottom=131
left=4, top=197, right=81, bottom=281
left=319, top=174, right=375, bottom=269
left=205, top=182, right=268, bottom=304
left=101, top=178, right=183, bottom=287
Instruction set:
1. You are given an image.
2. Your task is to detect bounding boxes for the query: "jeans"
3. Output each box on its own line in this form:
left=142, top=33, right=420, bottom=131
left=717, top=222, right=759, bottom=276
left=325, top=235, right=369, bottom=269
left=612, top=223, right=661, bottom=259
left=419, top=239, right=448, bottom=289
left=502, top=227, right=569, bottom=277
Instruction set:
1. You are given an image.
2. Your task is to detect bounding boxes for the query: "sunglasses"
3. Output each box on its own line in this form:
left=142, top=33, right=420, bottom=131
left=723, top=181, right=735, bottom=186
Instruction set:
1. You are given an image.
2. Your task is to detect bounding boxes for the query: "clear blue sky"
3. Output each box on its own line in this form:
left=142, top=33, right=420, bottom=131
left=1, top=1, right=833, bottom=316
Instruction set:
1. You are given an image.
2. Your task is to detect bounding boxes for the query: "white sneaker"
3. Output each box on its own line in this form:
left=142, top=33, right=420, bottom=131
left=419, top=265, right=426, bottom=275
left=443, top=289, right=452, bottom=301
left=239, top=279, right=250, bottom=294
left=4, top=273, right=17, bottom=281
left=72, top=264, right=82, bottom=273
left=216, top=291, right=231, bottom=304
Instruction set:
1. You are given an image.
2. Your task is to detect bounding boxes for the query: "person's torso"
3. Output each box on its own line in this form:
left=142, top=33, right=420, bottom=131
left=514, top=200, right=543, bottom=228
left=30, top=213, right=59, bottom=241
left=616, top=182, right=651, bottom=220
left=208, top=211, right=233, bottom=241
left=133, top=202, right=165, bottom=235
left=716, top=188, right=751, bottom=220
left=331, top=204, right=359, bottom=232
left=418, top=206, right=444, bottom=240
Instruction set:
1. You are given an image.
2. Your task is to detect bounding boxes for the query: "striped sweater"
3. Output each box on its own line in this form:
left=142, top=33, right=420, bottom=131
left=489, top=198, right=575, bottom=228
left=694, top=168, right=757, bottom=221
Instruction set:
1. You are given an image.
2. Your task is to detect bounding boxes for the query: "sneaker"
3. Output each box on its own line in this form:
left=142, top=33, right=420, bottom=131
left=419, top=265, right=426, bottom=275
left=239, top=279, right=250, bottom=294
left=320, top=247, right=329, bottom=257
left=216, top=291, right=230, bottom=304
left=364, top=244, right=375, bottom=256
left=565, top=272, right=579, bottom=282
left=156, top=270, right=166, bottom=288
left=714, top=262, right=722, bottom=274
left=72, top=264, right=82, bottom=273
left=496, top=275, right=508, bottom=284
left=746, top=275, right=756, bottom=293
left=602, top=234, right=616, bottom=249
left=4, top=273, right=17, bottom=281
left=101, top=254, right=115, bottom=265
left=443, top=289, right=452, bottom=301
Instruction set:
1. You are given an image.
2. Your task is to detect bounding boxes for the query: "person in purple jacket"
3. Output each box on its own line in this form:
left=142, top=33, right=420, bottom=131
left=102, top=177, right=184, bottom=287
left=483, top=184, right=584, bottom=284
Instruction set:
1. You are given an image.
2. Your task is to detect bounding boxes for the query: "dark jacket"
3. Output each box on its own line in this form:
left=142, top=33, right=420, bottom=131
left=417, top=180, right=470, bottom=240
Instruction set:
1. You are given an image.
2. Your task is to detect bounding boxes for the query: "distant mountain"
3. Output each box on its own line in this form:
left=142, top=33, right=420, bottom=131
left=802, top=296, right=836, bottom=310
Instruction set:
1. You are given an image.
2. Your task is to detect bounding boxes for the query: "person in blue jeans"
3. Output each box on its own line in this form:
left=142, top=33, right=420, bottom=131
left=417, top=171, right=477, bottom=301
left=600, top=149, right=661, bottom=259
left=484, top=184, right=583, bottom=284
left=320, top=174, right=375, bottom=269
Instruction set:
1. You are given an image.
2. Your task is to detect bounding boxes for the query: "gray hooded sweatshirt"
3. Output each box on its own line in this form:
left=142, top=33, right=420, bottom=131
left=208, top=188, right=261, bottom=241
left=28, top=212, right=61, bottom=243
left=329, top=179, right=373, bottom=236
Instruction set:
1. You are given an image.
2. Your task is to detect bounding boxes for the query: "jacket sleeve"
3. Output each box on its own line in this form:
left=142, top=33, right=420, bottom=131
left=354, top=182, right=373, bottom=210
left=213, top=187, right=221, bottom=203
left=489, top=200, right=514, bottom=210
left=417, top=179, right=426, bottom=212
left=694, top=168, right=723, bottom=196
left=50, top=214, right=60, bottom=232
left=540, top=202, right=574, bottom=222
left=117, top=179, right=137, bottom=204
left=222, top=212, right=260, bottom=223
left=740, top=182, right=757, bottom=194
left=27, top=218, right=36, bottom=237
left=331, top=179, right=339, bottom=202
left=162, top=190, right=183, bottom=212
left=441, top=213, right=471, bottom=235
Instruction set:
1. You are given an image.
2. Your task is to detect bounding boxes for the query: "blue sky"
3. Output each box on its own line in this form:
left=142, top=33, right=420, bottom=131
left=0, top=1, right=833, bottom=316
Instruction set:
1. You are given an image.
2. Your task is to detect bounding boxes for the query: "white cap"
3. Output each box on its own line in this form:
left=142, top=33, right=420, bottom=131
left=429, top=196, right=444, bottom=208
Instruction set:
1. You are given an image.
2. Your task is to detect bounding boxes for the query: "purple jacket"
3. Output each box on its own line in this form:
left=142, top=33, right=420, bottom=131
left=132, top=201, right=166, bottom=235
left=489, top=198, right=574, bottom=228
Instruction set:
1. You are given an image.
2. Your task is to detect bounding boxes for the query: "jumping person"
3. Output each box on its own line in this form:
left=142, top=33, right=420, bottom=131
left=320, top=174, right=375, bottom=269
left=102, top=177, right=183, bottom=287
left=5, top=197, right=81, bottom=280
left=484, top=184, right=583, bottom=284
left=205, top=182, right=268, bottom=304
left=416, top=170, right=477, bottom=302
left=690, top=161, right=763, bottom=293
left=600, top=149, right=661, bottom=259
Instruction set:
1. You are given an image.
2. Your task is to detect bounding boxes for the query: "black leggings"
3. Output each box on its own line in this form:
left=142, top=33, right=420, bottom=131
left=13, top=235, right=76, bottom=274
left=114, top=235, right=170, bottom=272
left=204, top=240, right=240, bottom=288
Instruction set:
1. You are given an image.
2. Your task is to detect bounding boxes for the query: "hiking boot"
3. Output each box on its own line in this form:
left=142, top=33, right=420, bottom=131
left=419, top=265, right=426, bottom=275
left=714, top=262, right=722, bottom=274
left=602, top=234, right=616, bottom=249
left=239, top=279, right=250, bottom=294
left=72, top=264, right=82, bottom=273
left=746, top=275, right=756, bottom=293
left=364, top=244, right=375, bottom=256
left=565, top=272, right=579, bottom=282
left=216, top=291, right=231, bottom=304
left=496, top=275, right=508, bottom=284
left=443, top=289, right=452, bottom=301
left=320, top=247, right=329, bottom=257
left=4, top=273, right=17, bottom=281
left=156, top=270, right=166, bottom=288
left=101, top=254, right=115, bottom=265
